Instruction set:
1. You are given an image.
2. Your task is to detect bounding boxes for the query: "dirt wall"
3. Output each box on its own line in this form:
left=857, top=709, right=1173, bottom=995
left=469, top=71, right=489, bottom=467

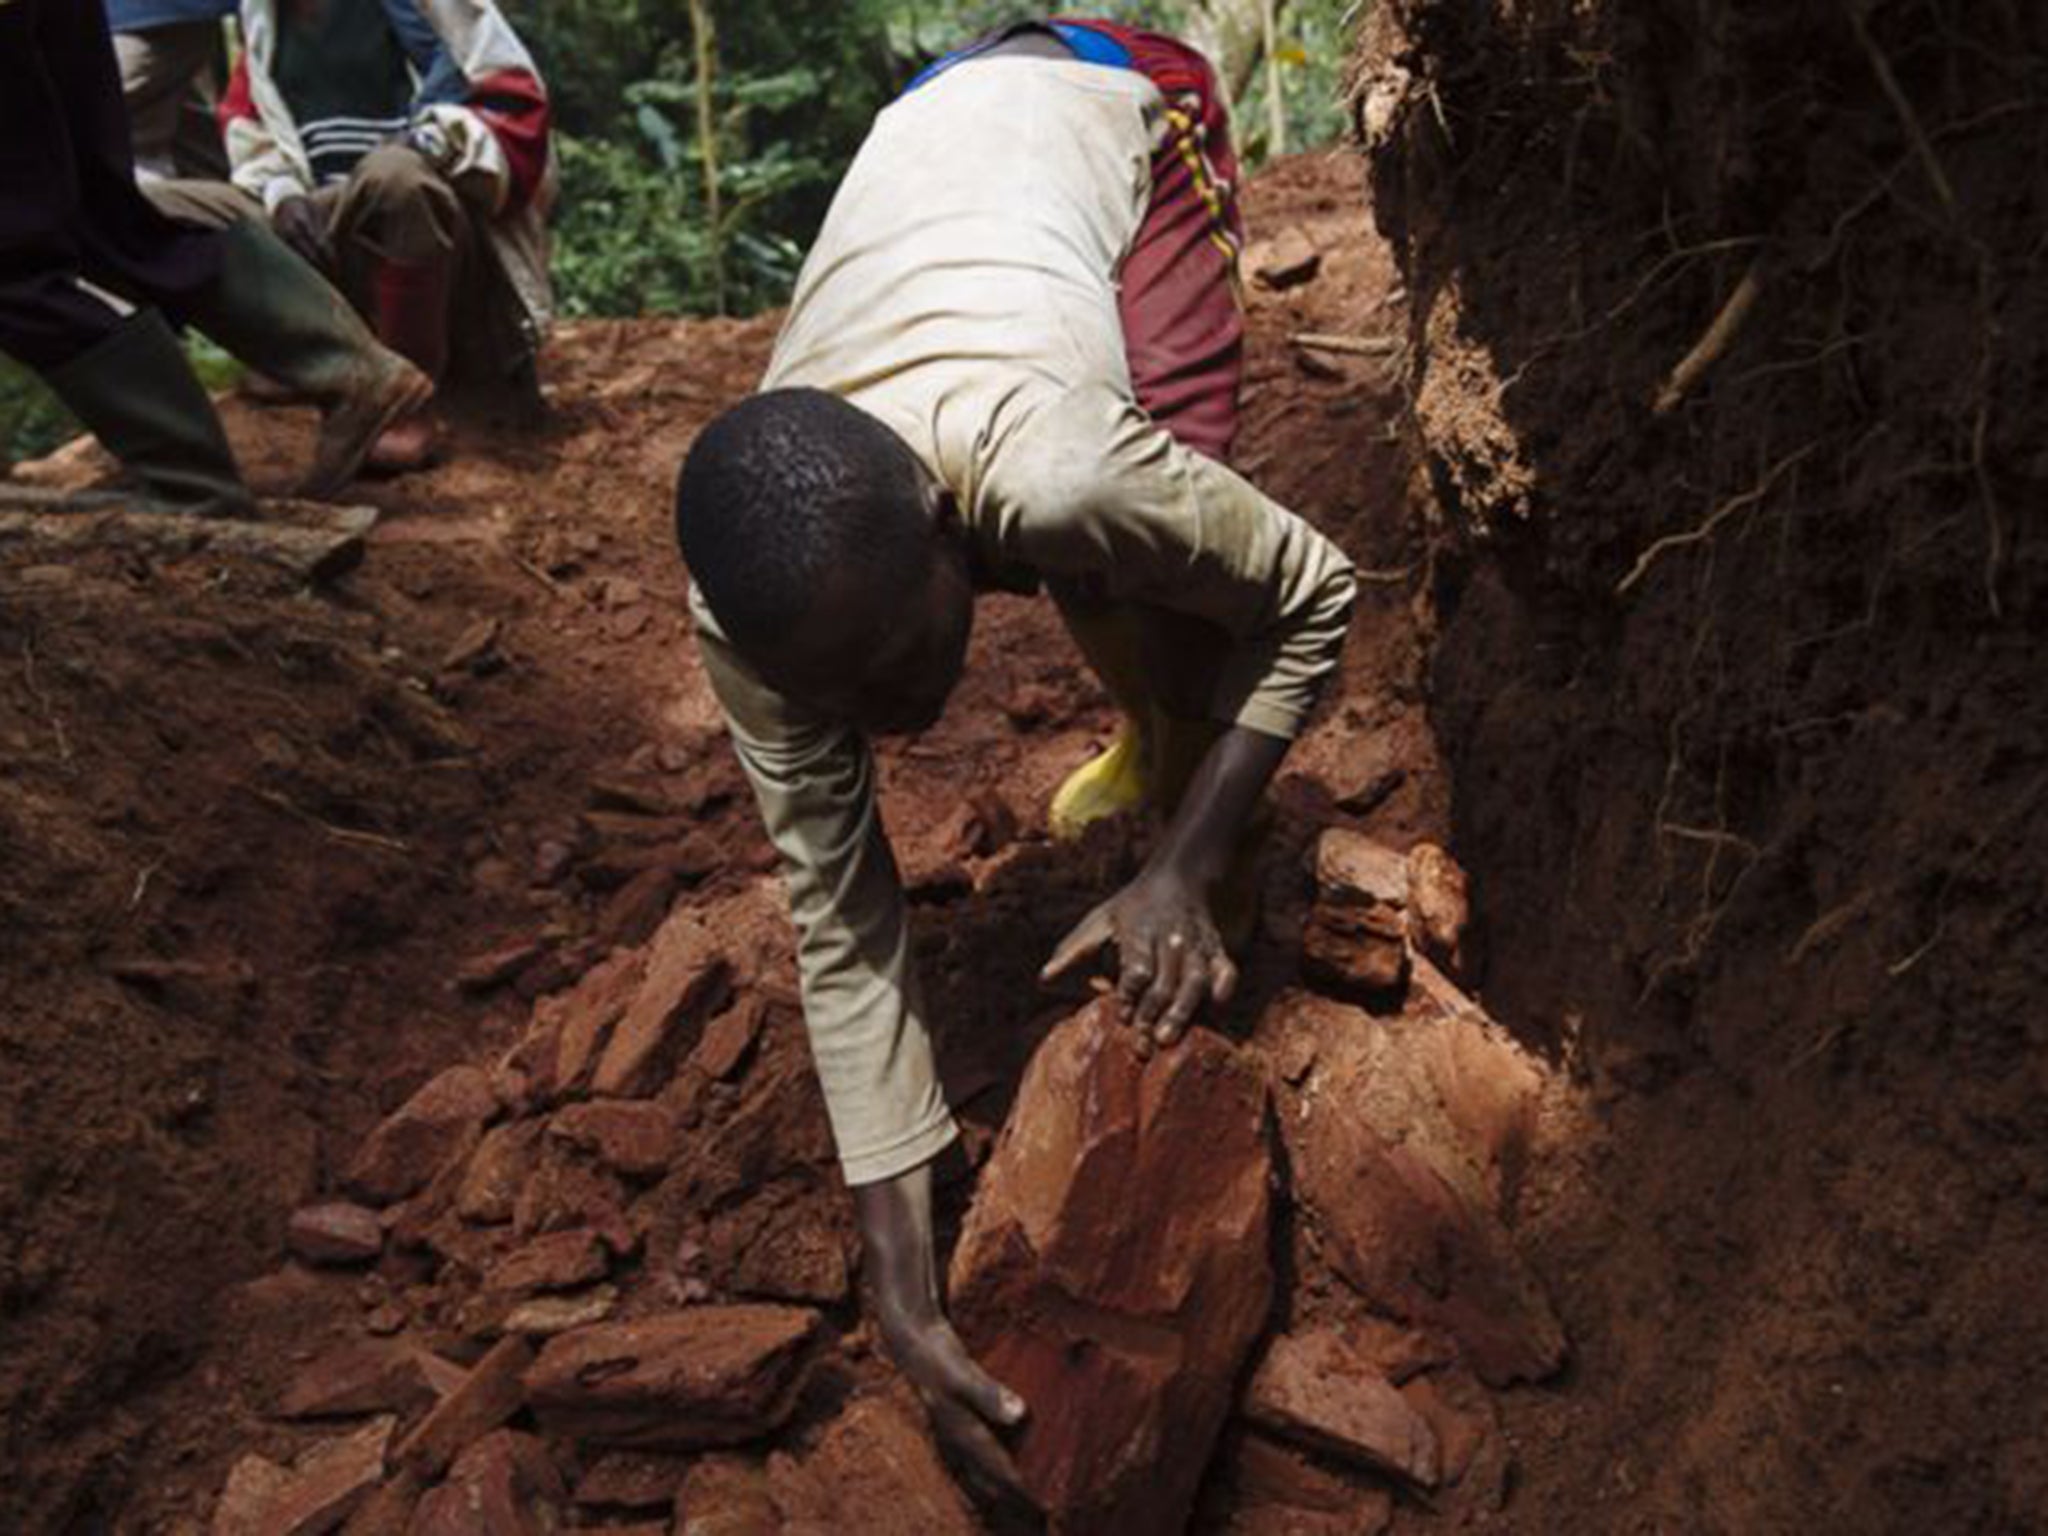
left=1352, top=3, right=2048, bottom=1530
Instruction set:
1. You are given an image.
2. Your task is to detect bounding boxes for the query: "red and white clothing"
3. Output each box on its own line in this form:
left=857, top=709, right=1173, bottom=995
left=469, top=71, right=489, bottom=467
left=220, top=0, right=552, bottom=340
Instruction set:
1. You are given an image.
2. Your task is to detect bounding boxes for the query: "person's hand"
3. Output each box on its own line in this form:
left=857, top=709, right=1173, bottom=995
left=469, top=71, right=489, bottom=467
left=853, top=1165, right=1035, bottom=1519
left=271, top=195, right=333, bottom=271
left=1040, top=863, right=1238, bottom=1051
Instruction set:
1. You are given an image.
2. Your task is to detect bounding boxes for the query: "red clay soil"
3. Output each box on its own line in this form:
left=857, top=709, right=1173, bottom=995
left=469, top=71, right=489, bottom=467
left=14, top=105, right=2023, bottom=1531
left=0, top=153, right=1474, bottom=1534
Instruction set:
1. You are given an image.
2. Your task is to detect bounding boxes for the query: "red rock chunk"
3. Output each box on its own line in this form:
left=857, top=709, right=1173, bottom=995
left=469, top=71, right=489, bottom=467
left=346, top=1067, right=499, bottom=1206
left=1404, top=842, right=1471, bottom=973
left=1302, top=828, right=1412, bottom=997
left=1248, top=226, right=1324, bottom=289
left=548, top=949, right=647, bottom=1096
left=1244, top=1328, right=1441, bottom=1486
left=394, top=1336, right=535, bottom=1478
left=456, top=1121, right=545, bottom=1226
left=278, top=1341, right=442, bottom=1420
left=573, top=1450, right=692, bottom=1511
left=456, top=942, right=546, bottom=995
left=524, top=1306, right=820, bottom=1449
left=689, top=997, right=764, bottom=1083
left=949, top=1002, right=1274, bottom=1535
left=674, top=1456, right=780, bottom=1535
left=591, top=909, right=732, bottom=1097
left=766, top=1394, right=979, bottom=1534
left=485, top=1228, right=610, bottom=1296
left=212, top=1417, right=394, bottom=1536
left=407, top=1430, right=565, bottom=1536
left=1219, top=1430, right=1393, bottom=1536
left=502, top=1287, right=620, bottom=1339
left=1289, top=1102, right=1564, bottom=1387
left=289, top=1202, right=386, bottom=1266
left=547, top=1100, right=676, bottom=1179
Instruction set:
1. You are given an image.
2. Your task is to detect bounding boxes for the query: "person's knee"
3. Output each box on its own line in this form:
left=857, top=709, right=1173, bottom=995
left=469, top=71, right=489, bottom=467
left=143, top=177, right=259, bottom=233
left=345, top=144, right=463, bottom=256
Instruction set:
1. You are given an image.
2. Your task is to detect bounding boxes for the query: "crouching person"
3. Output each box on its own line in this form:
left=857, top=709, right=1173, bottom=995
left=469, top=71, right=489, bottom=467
left=152, top=0, right=554, bottom=474
left=1, top=0, right=429, bottom=511
left=104, top=0, right=234, bottom=184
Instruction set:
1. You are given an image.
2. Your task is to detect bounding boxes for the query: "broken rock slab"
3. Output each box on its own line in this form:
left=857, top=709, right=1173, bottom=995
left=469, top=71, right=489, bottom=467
left=1302, top=829, right=1412, bottom=998
left=547, top=1099, right=676, bottom=1179
left=1243, top=1327, right=1441, bottom=1486
left=1247, top=226, right=1323, bottom=290
left=949, top=1001, right=1274, bottom=1535
left=407, top=1429, right=566, bottom=1536
left=765, top=1393, right=980, bottom=1535
left=346, top=1067, right=499, bottom=1206
left=394, top=1336, right=535, bottom=1479
left=524, top=1306, right=821, bottom=1450
left=674, top=1456, right=782, bottom=1536
left=1404, top=842, right=1471, bottom=973
left=288, top=1202, right=386, bottom=1267
left=277, top=1340, right=446, bottom=1420
left=590, top=908, right=733, bottom=1097
left=212, top=1417, right=395, bottom=1536
left=1283, top=1018, right=1565, bottom=1387
left=484, top=1228, right=611, bottom=1297
left=1214, top=1429, right=1393, bottom=1536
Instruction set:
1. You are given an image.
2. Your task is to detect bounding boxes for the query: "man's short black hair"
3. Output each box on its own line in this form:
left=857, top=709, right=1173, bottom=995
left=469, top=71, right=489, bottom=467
left=675, top=388, right=931, bottom=649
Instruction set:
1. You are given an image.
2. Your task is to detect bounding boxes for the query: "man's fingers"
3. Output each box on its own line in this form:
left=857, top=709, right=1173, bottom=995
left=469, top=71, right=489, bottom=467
left=1209, top=948, right=1240, bottom=1007
left=1040, top=904, right=1114, bottom=984
left=1115, top=929, right=1155, bottom=1017
left=1135, top=931, right=1185, bottom=1029
left=931, top=1331, right=1027, bottom=1427
left=1155, top=957, right=1212, bottom=1046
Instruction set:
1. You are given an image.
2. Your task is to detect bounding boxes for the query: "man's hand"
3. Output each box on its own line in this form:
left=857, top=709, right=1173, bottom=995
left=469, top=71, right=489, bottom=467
left=1041, top=865, right=1237, bottom=1051
left=1041, top=724, right=1286, bottom=1048
left=853, top=1164, right=1035, bottom=1518
left=271, top=195, right=333, bottom=271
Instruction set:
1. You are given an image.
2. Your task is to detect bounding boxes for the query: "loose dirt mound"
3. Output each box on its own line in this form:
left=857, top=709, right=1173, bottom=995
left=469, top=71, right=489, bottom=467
left=2, top=156, right=1573, bottom=1534
left=1356, top=3, right=2048, bottom=1531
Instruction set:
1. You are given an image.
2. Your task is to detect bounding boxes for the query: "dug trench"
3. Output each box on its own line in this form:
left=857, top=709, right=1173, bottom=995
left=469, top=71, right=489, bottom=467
left=0, top=65, right=2034, bottom=1531
left=5, top=153, right=1533, bottom=1535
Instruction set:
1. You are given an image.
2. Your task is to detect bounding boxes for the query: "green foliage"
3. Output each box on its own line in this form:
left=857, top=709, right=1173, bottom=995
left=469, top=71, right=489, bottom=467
left=3, top=2, right=1374, bottom=463
left=0, top=359, right=75, bottom=469
left=515, top=0, right=1368, bottom=322
left=1236, top=0, right=1362, bottom=161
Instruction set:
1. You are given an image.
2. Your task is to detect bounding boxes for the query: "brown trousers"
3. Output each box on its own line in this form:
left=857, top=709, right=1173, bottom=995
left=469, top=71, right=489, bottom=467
left=149, top=143, right=528, bottom=390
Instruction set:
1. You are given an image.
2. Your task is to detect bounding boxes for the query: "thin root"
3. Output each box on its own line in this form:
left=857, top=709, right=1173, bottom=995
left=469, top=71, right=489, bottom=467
left=1616, top=442, right=1820, bottom=596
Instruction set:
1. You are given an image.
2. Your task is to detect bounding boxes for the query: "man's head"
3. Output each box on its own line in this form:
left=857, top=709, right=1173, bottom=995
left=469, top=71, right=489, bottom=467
left=675, top=388, right=974, bottom=735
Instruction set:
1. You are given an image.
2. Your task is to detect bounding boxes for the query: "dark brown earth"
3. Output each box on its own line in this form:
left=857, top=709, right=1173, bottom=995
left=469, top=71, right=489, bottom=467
left=3, top=154, right=1492, bottom=1535
left=1354, top=3, right=2048, bottom=1533
left=4, top=60, right=2040, bottom=1526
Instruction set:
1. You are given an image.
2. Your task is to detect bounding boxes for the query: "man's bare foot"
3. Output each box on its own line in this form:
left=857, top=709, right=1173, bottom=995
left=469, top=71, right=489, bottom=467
left=362, top=409, right=442, bottom=476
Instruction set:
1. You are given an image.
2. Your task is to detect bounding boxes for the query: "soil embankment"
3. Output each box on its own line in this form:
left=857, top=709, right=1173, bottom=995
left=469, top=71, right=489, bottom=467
left=1355, top=3, right=2048, bottom=1530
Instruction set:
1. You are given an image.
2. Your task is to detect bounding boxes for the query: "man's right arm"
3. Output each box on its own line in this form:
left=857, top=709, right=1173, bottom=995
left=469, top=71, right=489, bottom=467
left=691, top=596, right=956, bottom=1186
left=690, top=596, right=1030, bottom=1508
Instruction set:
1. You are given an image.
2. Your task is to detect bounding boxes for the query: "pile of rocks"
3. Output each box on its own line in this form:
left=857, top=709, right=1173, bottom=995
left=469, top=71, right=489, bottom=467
left=208, top=829, right=1563, bottom=1534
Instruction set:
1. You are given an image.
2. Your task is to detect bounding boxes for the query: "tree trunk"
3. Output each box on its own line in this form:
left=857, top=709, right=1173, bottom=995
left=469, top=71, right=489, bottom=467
left=1182, top=0, right=1290, bottom=102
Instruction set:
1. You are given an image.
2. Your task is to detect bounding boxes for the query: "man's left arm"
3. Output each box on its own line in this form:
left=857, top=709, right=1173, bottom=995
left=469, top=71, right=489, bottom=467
left=1011, top=385, right=1358, bottom=1036
left=394, top=0, right=550, bottom=215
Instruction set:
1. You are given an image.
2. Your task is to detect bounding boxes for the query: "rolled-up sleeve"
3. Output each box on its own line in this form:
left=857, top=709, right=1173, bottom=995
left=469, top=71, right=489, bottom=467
left=983, top=384, right=1356, bottom=741
left=690, top=590, right=957, bottom=1186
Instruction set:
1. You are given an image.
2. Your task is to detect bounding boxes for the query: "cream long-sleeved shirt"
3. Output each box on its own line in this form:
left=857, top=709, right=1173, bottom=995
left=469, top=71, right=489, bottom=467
left=688, top=56, right=1355, bottom=1185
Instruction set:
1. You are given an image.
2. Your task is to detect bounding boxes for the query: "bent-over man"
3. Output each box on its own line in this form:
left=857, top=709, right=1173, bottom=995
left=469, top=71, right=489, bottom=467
left=672, top=19, right=1356, bottom=1508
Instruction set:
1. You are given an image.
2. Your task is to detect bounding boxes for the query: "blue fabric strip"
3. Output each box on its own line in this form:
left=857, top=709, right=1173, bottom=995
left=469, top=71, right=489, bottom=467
left=904, top=18, right=1133, bottom=94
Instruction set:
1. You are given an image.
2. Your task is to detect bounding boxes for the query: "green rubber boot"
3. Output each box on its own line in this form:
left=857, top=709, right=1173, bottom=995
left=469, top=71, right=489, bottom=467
left=184, top=219, right=432, bottom=499
left=40, top=309, right=252, bottom=516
